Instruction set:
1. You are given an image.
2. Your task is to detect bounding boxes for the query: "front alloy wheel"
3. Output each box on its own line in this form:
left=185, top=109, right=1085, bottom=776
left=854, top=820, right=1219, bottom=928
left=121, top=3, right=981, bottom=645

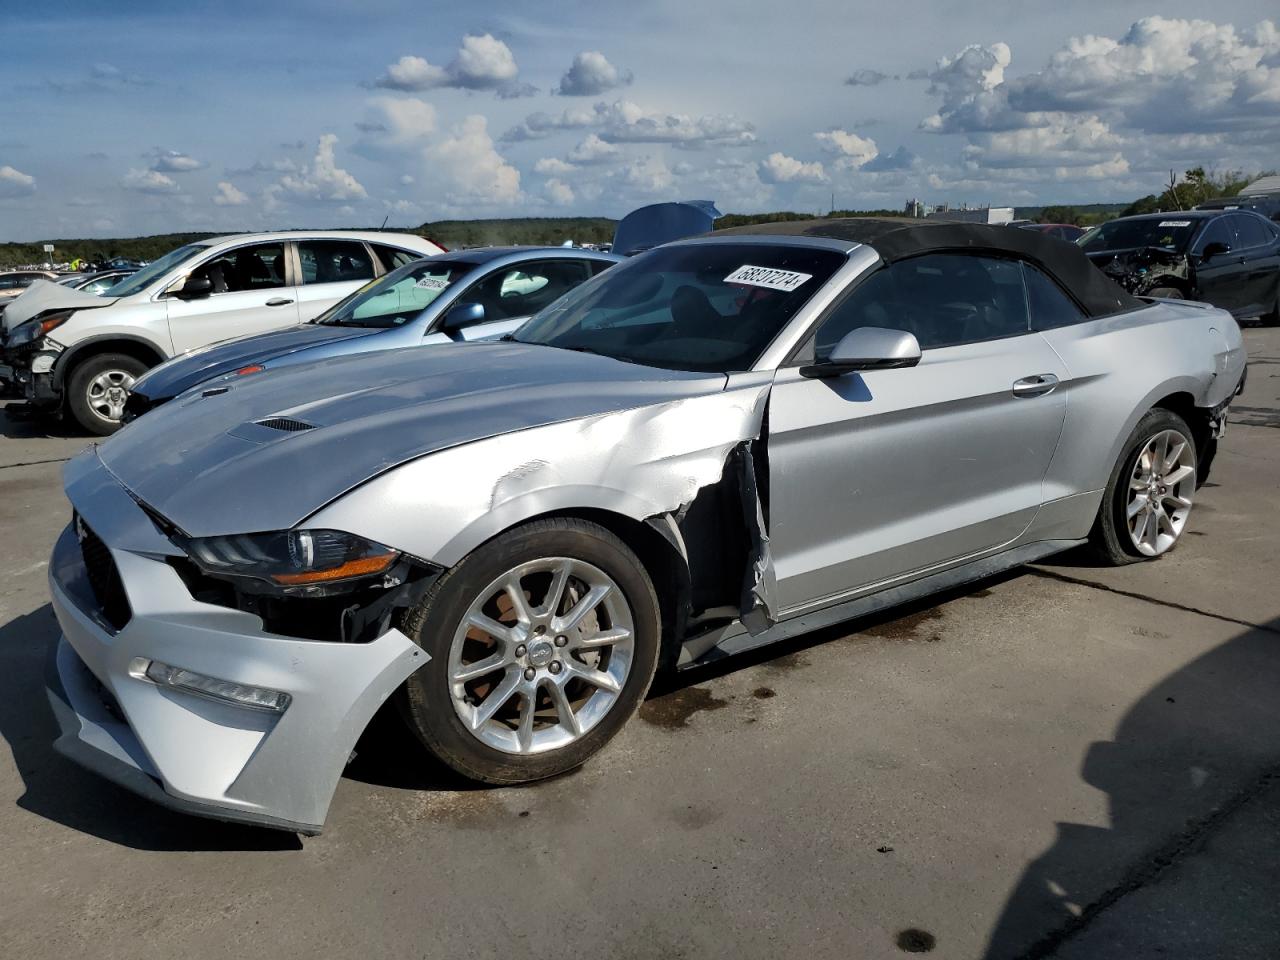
left=449, top=557, right=635, bottom=755
left=399, top=517, right=660, bottom=784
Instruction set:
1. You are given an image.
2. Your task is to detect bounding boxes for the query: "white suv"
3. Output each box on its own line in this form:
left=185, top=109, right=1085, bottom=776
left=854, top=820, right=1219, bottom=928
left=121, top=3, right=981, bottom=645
left=0, top=231, right=442, bottom=434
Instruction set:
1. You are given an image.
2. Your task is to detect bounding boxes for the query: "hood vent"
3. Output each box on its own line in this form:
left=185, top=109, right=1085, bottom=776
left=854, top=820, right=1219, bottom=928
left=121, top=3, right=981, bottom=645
left=255, top=416, right=315, bottom=433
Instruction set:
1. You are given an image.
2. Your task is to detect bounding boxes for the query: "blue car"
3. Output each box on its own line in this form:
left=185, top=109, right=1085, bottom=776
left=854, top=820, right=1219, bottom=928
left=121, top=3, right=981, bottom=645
left=123, top=247, right=620, bottom=421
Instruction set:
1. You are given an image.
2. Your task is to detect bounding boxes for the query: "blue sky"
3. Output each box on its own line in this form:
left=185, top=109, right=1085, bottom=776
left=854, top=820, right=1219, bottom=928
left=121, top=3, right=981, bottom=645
left=1, top=0, right=1278, bottom=240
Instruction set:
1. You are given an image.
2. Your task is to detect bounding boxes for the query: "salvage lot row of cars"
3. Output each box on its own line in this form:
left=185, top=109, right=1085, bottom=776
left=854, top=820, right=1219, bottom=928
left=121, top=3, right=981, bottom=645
left=1, top=209, right=1253, bottom=835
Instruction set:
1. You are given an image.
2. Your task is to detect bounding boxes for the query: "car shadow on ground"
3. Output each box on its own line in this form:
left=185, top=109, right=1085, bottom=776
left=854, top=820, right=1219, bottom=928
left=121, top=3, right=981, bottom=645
left=0, top=400, right=87, bottom=444
left=0, top=605, right=302, bottom=852
left=980, top=616, right=1280, bottom=960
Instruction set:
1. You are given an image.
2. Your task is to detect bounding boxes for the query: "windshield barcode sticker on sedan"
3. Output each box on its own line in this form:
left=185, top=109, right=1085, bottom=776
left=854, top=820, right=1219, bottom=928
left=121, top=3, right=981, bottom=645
left=415, top=276, right=449, bottom=290
left=724, top=265, right=813, bottom=292
left=1157, top=221, right=1192, bottom=228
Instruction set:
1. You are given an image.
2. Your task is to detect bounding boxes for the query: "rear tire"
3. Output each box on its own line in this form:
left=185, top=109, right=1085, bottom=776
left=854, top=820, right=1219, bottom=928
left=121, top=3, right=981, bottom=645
left=399, top=517, right=661, bottom=785
left=1088, top=409, right=1197, bottom=566
left=66, top=353, right=148, bottom=436
left=1260, top=288, right=1279, bottom=327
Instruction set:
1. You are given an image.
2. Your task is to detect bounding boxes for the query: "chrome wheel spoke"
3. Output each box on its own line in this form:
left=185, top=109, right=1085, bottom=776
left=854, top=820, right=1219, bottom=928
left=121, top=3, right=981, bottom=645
left=466, top=612, right=517, bottom=645
left=470, top=669, right=521, bottom=730
left=1164, top=493, right=1192, bottom=511
left=1127, top=494, right=1148, bottom=520
left=452, top=652, right=507, bottom=683
left=503, top=576, right=533, bottom=626
left=574, top=626, right=631, bottom=650
left=1163, top=465, right=1194, bottom=487
left=548, top=681, right=583, bottom=737
left=537, top=560, right=572, bottom=619
left=516, top=686, right=538, bottom=753
left=555, top=583, right=612, bottom=635
left=566, top=661, right=622, bottom=694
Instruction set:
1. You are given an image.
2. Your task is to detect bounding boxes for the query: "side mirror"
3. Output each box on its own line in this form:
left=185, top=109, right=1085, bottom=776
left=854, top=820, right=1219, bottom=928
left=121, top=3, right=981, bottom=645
left=1200, top=241, right=1231, bottom=261
left=441, top=301, right=486, bottom=333
left=175, top=276, right=213, bottom=300
left=800, top=327, right=922, bottom=379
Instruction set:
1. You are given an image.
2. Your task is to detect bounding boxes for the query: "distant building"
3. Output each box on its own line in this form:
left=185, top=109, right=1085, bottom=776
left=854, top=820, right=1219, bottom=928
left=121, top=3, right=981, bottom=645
left=903, top=198, right=925, bottom=219
left=924, top=206, right=1015, bottom=225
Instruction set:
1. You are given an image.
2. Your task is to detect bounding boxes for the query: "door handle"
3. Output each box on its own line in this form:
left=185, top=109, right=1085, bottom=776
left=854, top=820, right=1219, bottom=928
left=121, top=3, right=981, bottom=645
left=265, top=297, right=294, bottom=307
left=1012, top=374, right=1059, bottom=398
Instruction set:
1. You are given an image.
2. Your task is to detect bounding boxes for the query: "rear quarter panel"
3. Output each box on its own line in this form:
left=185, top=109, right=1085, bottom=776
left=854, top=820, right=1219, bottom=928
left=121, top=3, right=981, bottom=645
left=1039, top=300, right=1245, bottom=503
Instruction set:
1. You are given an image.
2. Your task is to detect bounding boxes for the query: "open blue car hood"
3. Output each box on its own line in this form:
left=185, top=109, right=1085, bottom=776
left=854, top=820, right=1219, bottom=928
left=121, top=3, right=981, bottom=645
left=612, top=201, right=721, bottom=257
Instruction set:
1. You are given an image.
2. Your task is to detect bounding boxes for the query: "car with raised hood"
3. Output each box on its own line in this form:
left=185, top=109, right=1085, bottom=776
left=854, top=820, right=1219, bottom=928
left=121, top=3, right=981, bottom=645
left=1079, top=209, right=1280, bottom=326
left=122, top=247, right=620, bottom=422
left=0, top=230, right=443, bottom=434
left=47, top=218, right=1245, bottom=835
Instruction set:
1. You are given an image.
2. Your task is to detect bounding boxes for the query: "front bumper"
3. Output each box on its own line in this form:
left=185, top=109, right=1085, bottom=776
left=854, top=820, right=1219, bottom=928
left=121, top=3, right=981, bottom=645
left=46, top=450, right=428, bottom=833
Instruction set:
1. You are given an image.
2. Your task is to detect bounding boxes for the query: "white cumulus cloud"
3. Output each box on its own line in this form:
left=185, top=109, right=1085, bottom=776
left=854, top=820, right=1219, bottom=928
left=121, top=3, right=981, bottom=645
left=374, top=34, right=521, bottom=95
left=0, top=164, right=36, bottom=197
left=278, top=134, right=367, bottom=202
left=426, top=115, right=521, bottom=204
left=758, top=152, right=828, bottom=184
left=556, top=51, right=633, bottom=96
left=544, top=178, right=575, bottom=205
left=122, top=168, right=179, bottom=194
left=212, top=181, right=249, bottom=206
left=814, top=129, right=879, bottom=169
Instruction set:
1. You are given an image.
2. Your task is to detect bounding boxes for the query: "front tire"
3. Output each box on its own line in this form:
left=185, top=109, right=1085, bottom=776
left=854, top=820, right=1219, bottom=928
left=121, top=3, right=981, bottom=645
left=66, top=353, right=148, bottom=435
left=1088, top=409, right=1198, bottom=565
left=399, top=517, right=661, bottom=784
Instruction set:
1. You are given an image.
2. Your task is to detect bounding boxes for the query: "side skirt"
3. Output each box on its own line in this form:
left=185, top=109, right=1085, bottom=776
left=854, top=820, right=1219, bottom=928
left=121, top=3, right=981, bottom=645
left=680, top=538, right=1085, bottom=667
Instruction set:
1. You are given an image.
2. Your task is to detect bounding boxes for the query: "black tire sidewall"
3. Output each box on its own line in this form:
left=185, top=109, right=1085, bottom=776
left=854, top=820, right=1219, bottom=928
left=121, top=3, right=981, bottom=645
left=1097, top=409, right=1195, bottom=562
left=67, top=353, right=149, bottom=436
left=400, top=518, right=661, bottom=784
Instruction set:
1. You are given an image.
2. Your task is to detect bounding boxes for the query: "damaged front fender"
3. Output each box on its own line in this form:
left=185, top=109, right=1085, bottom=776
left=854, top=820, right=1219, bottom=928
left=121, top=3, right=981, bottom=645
left=307, top=378, right=780, bottom=635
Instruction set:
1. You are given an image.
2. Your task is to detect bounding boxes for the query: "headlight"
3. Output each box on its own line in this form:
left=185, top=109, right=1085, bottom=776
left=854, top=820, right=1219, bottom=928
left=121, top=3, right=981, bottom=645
left=8, top=310, right=72, bottom=347
left=185, top=529, right=399, bottom=594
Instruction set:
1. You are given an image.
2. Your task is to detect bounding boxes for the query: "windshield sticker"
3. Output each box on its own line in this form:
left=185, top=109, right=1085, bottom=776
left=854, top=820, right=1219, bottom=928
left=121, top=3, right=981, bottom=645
left=415, top=276, right=449, bottom=290
left=1157, top=220, right=1192, bottom=228
left=724, top=265, right=812, bottom=292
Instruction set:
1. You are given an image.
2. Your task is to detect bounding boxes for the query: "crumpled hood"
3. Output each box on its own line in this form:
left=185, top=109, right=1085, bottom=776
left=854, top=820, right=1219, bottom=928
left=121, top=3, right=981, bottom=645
left=1087, top=247, right=1189, bottom=294
left=131, top=323, right=379, bottom=402
left=1, top=279, right=118, bottom=333
left=96, top=341, right=725, bottom=537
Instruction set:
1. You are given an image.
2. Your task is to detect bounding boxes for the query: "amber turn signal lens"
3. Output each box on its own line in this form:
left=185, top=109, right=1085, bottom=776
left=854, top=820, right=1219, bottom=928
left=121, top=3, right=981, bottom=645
left=236, top=364, right=265, bottom=376
left=270, top=552, right=397, bottom=585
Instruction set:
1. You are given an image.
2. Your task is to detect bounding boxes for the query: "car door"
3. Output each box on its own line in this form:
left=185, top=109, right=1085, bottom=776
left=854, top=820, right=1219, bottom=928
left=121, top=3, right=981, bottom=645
left=165, top=242, right=300, bottom=354
left=1228, top=214, right=1280, bottom=316
left=430, top=258, right=596, bottom=342
left=293, top=239, right=379, bottom=321
left=766, top=253, right=1069, bottom=612
left=1191, top=216, right=1246, bottom=314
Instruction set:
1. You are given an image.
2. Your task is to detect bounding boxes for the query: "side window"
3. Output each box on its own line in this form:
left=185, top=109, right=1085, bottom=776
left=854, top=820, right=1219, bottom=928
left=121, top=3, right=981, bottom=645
left=297, top=240, right=375, bottom=285
left=192, top=243, right=286, bottom=293
left=465, top=260, right=592, bottom=322
left=815, top=253, right=1030, bottom=356
left=371, top=243, right=421, bottom=272
left=1195, top=217, right=1235, bottom=254
left=1023, top=264, right=1087, bottom=331
left=1232, top=214, right=1269, bottom=250
left=588, top=258, right=614, bottom=276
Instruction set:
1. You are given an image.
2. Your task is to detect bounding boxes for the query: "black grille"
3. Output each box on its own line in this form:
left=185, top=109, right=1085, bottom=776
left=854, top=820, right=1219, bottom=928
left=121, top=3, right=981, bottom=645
left=255, top=416, right=315, bottom=433
left=76, top=516, right=132, bottom=631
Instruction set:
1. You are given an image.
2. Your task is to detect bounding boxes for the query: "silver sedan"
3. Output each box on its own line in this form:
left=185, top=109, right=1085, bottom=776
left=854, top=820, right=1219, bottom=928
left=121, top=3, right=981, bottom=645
left=46, top=218, right=1246, bottom=834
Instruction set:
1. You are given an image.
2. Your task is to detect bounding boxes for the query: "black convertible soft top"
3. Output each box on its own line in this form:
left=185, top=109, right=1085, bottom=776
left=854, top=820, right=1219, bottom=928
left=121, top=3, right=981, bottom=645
left=714, top=217, right=1141, bottom=317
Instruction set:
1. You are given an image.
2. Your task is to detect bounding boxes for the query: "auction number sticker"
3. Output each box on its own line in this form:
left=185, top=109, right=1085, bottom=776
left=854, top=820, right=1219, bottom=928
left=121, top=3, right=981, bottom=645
left=724, top=264, right=812, bottom=292
left=1157, top=221, right=1192, bottom=228
left=415, top=276, right=450, bottom=290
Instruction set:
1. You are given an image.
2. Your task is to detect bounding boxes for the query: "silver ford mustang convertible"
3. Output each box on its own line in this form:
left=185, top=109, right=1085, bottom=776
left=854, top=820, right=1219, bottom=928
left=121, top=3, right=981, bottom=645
left=46, top=219, right=1247, bottom=834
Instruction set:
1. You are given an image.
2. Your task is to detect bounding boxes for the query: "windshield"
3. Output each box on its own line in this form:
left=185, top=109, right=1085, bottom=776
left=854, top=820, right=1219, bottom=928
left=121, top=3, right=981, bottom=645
left=313, top=259, right=472, bottom=328
left=512, top=243, right=846, bottom=373
left=102, top=244, right=208, bottom=298
left=1079, top=218, right=1201, bottom=254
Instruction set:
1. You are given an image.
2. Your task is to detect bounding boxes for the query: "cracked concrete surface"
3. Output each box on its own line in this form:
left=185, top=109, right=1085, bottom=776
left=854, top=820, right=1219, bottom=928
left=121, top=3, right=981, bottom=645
left=1, top=325, right=1277, bottom=959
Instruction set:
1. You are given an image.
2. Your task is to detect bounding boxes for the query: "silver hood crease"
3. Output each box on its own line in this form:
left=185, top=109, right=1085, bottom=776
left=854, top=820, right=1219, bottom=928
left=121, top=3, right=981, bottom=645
left=2, top=278, right=117, bottom=332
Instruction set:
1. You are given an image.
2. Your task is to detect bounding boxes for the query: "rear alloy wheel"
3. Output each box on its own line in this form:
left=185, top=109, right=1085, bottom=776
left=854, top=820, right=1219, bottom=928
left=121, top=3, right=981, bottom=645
left=67, top=353, right=148, bottom=436
left=400, top=518, right=660, bottom=784
left=1089, top=409, right=1197, bottom=565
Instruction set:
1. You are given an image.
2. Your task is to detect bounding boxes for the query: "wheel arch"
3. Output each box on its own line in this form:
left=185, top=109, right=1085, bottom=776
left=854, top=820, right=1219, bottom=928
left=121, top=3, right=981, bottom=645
left=54, top=335, right=167, bottom=388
